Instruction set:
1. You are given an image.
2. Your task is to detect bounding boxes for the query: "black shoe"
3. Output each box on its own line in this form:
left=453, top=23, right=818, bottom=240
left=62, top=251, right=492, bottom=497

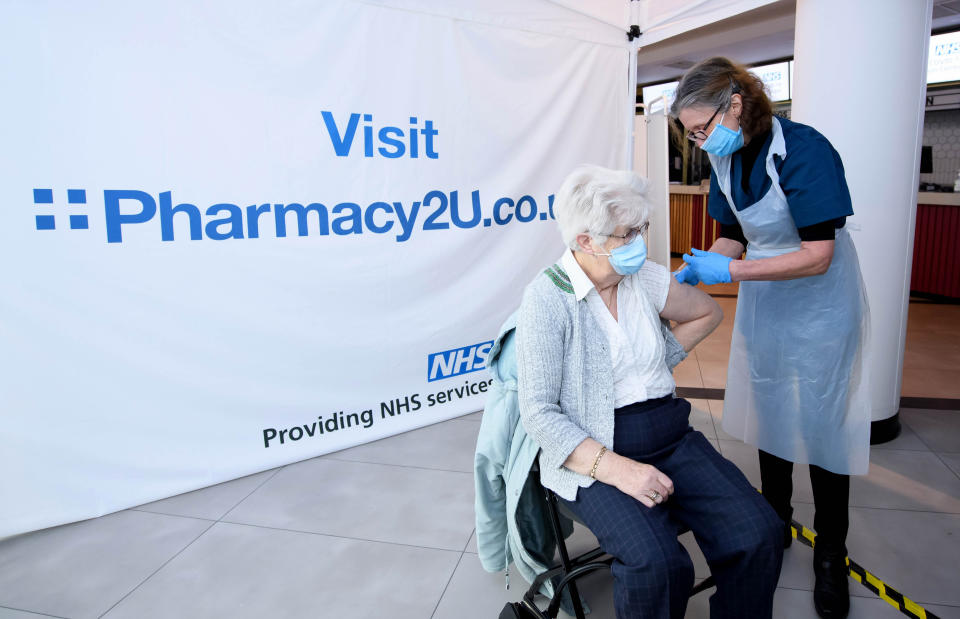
left=813, top=546, right=850, bottom=618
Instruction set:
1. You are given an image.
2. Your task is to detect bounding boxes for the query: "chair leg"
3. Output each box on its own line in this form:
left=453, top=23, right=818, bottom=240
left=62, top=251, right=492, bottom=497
left=544, top=490, right=587, bottom=619
left=564, top=581, right=586, bottom=619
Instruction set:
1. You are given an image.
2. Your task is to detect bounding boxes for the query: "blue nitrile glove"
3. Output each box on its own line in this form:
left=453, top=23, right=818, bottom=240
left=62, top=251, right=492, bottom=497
left=673, top=266, right=700, bottom=285
left=681, top=248, right=733, bottom=285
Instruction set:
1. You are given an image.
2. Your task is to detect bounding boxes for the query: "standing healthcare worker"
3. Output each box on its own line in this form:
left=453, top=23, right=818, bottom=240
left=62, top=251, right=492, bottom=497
left=670, top=57, right=870, bottom=619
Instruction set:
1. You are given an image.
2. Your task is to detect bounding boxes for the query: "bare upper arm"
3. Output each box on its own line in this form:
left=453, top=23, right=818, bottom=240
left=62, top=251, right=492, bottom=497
left=659, top=276, right=720, bottom=323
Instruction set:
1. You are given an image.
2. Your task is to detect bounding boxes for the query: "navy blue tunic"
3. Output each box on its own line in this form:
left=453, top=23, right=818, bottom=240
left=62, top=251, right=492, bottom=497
left=707, top=116, right=853, bottom=235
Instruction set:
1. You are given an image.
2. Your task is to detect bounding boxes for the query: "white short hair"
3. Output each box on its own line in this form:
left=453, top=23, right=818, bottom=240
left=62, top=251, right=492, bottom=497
left=554, top=165, right=651, bottom=250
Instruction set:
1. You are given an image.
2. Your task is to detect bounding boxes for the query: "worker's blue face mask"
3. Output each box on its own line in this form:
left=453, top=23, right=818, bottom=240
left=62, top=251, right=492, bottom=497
left=601, top=234, right=647, bottom=275
left=700, top=111, right=744, bottom=156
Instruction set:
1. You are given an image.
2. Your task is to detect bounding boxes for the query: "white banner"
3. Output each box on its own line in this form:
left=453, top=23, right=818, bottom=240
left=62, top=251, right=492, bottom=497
left=0, top=1, right=630, bottom=537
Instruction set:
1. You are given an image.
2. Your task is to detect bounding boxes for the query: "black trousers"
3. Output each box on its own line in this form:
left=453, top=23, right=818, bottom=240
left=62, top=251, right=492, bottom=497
left=758, top=449, right=850, bottom=551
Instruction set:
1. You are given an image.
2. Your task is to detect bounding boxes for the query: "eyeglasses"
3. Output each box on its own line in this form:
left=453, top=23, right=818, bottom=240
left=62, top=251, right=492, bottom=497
left=685, top=103, right=724, bottom=142
left=685, top=82, right=740, bottom=142
left=606, top=222, right=649, bottom=244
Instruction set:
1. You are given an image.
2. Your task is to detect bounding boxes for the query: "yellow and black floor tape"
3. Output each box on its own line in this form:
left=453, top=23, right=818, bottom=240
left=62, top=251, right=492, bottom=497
left=789, top=519, right=940, bottom=619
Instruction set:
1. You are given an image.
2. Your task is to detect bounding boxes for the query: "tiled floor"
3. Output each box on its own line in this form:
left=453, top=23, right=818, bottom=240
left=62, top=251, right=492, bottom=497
left=2, top=292, right=959, bottom=619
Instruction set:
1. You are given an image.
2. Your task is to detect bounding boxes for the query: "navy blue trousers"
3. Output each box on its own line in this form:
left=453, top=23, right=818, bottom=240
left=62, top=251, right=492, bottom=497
left=560, top=397, right=783, bottom=619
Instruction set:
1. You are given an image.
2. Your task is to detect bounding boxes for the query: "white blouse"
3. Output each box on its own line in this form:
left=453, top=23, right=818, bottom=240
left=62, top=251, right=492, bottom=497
left=560, top=250, right=676, bottom=408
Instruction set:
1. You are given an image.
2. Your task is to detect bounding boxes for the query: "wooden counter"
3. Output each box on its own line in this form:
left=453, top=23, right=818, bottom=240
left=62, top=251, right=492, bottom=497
left=917, top=191, right=960, bottom=206
left=669, top=184, right=709, bottom=195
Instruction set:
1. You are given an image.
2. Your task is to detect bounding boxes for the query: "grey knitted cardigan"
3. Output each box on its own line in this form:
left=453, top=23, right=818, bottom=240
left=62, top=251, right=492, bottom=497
left=515, top=262, right=688, bottom=501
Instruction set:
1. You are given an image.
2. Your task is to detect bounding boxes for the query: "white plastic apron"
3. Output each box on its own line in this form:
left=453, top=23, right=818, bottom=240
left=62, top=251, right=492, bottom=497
left=709, top=117, right=871, bottom=475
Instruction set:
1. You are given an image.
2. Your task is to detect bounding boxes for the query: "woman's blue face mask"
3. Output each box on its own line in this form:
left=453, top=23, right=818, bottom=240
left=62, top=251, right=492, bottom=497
left=601, top=234, right=647, bottom=275
left=700, top=111, right=744, bottom=156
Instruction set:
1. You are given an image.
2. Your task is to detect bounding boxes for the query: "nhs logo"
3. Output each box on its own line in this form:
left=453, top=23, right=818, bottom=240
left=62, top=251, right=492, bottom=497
left=427, top=341, right=493, bottom=382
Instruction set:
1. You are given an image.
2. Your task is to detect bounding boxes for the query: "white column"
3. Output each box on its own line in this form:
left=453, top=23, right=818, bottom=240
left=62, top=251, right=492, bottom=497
left=792, top=0, right=932, bottom=431
left=642, top=110, right=672, bottom=268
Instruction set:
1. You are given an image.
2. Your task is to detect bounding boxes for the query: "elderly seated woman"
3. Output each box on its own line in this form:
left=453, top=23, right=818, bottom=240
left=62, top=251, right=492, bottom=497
left=517, top=165, right=783, bottom=619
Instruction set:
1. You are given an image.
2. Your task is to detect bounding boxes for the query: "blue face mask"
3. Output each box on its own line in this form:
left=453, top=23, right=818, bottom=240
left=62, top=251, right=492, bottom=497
left=700, top=111, right=744, bottom=156
left=601, top=234, right=647, bottom=275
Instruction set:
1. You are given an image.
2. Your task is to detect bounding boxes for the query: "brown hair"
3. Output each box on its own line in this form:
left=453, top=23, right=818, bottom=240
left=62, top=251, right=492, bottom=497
left=669, top=57, right=773, bottom=139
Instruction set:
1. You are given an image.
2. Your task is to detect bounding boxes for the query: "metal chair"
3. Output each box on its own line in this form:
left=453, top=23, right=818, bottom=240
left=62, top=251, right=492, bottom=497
left=499, top=468, right=716, bottom=619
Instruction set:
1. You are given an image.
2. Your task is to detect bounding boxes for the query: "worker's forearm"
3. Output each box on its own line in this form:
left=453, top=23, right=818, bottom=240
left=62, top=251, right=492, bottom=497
left=729, top=243, right=832, bottom=281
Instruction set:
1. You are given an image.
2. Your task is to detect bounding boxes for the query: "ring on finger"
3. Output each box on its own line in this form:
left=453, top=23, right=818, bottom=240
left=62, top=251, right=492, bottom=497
left=649, top=490, right=662, bottom=502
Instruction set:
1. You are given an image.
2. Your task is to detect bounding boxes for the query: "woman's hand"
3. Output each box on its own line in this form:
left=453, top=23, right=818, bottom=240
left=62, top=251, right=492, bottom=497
left=673, top=264, right=701, bottom=286
left=675, top=235, right=745, bottom=285
left=681, top=249, right=733, bottom=284
left=564, top=438, right=674, bottom=508
left=607, top=456, right=675, bottom=508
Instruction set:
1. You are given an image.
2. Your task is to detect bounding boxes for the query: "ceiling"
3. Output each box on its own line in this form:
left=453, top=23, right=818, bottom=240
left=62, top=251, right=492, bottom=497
left=934, top=0, right=960, bottom=29
left=637, top=0, right=957, bottom=88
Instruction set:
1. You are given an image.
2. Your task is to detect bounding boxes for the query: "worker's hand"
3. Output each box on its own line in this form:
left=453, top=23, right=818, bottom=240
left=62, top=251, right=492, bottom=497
left=673, top=265, right=700, bottom=286
left=682, top=248, right=733, bottom=285
left=609, top=458, right=674, bottom=508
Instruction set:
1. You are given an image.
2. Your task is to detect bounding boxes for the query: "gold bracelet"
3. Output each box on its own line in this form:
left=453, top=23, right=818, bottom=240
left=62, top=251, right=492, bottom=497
left=589, top=446, right=607, bottom=479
